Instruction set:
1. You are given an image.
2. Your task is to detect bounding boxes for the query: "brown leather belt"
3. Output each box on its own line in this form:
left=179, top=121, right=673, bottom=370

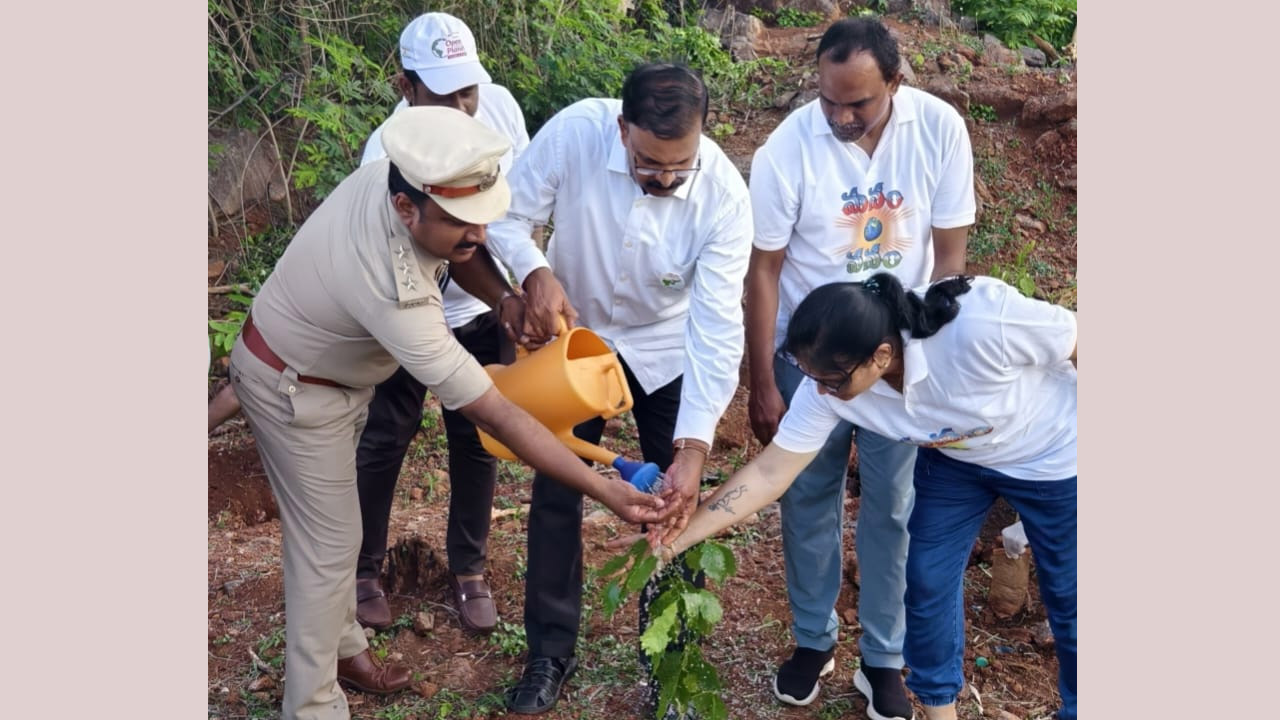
left=241, top=313, right=348, bottom=388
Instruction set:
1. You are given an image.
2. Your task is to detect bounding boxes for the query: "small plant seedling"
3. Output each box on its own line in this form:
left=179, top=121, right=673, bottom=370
left=597, top=539, right=738, bottom=720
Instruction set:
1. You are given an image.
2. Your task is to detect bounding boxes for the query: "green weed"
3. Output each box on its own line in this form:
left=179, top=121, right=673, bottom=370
left=970, top=103, right=997, bottom=122
left=255, top=626, right=286, bottom=669
left=710, top=122, right=736, bottom=139
left=488, top=620, right=528, bottom=656
left=989, top=240, right=1042, bottom=298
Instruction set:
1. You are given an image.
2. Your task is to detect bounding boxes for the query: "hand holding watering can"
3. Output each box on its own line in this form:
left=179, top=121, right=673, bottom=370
left=502, top=267, right=580, bottom=349
left=477, top=315, right=664, bottom=493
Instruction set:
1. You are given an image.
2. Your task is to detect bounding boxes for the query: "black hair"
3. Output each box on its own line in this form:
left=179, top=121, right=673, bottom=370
left=388, top=161, right=430, bottom=210
left=620, top=62, right=709, bottom=139
left=784, top=272, right=973, bottom=374
left=815, top=17, right=900, bottom=82
left=403, top=68, right=425, bottom=90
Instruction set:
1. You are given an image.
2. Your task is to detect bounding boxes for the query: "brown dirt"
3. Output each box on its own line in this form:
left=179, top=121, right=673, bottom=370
left=208, top=12, right=1075, bottom=720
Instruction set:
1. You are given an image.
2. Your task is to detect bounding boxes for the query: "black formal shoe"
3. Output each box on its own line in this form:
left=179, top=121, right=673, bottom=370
left=504, top=655, right=578, bottom=714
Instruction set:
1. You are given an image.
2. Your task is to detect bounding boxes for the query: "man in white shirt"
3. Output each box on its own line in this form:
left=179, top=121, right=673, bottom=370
left=350, top=12, right=539, bottom=636
left=486, top=63, right=752, bottom=716
left=743, top=17, right=975, bottom=720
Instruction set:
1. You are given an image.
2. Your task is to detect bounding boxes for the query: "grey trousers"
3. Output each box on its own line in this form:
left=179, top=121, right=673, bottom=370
left=774, top=352, right=916, bottom=668
left=229, top=340, right=375, bottom=720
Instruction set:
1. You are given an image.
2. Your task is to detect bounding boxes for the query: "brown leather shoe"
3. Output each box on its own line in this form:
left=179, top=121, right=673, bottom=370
left=337, top=649, right=411, bottom=695
left=448, top=574, right=498, bottom=633
left=355, top=578, right=392, bottom=631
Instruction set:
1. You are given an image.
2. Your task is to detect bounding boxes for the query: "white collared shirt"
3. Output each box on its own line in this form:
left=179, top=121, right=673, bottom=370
left=773, top=278, right=1077, bottom=481
left=750, top=85, right=976, bottom=351
left=361, top=83, right=531, bottom=328
left=486, top=98, right=753, bottom=444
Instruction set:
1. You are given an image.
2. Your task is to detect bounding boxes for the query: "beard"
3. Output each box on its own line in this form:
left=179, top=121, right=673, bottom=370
left=828, top=119, right=867, bottom=143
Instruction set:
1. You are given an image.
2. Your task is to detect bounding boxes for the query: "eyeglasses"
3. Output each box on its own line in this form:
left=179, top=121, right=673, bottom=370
left=632, top=155, right=701, bottom=180
left=798, top=364, right=854, bottom=393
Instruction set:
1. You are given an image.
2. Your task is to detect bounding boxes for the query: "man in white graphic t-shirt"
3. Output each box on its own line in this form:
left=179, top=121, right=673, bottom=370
left=744, top=16, right=975, bottom=720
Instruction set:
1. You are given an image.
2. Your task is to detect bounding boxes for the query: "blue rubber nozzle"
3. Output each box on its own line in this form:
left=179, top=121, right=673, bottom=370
left=612, top=456, right=662, bottom=494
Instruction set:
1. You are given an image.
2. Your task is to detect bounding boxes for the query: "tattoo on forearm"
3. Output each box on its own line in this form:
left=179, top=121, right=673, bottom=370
left=708, top=486, right=747, bottom=515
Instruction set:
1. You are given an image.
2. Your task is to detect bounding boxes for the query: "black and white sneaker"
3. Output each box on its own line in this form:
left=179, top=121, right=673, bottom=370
left=853, top=665, right=915, bottom=720
left=772, top=646, right=836, bottom=706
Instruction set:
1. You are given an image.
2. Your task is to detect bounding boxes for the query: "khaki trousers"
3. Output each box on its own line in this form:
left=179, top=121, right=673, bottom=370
left=229, top=340, right=375, bottom=720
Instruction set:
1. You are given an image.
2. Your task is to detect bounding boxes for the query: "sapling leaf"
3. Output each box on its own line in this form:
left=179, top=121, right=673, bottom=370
left=639, top=601, right=679, bottom=659
left=695, top=541, right=737, bottom=583
left=681, top=589, right=723, bottom=635
left=624, top=554, right=659, bottom=594
left=601, top=578, right=625, bottom=618
left=690, top=691, right=728, bottom=720
left=598, top=551, right=631, bottom=578
left=647, top=584, right=680, bottom=620
left=655, top=650, right=681, bottom=718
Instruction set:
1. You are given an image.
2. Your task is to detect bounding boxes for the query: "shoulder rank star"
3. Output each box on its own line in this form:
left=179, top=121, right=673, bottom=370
left=396, top=244, right=408, bottom=260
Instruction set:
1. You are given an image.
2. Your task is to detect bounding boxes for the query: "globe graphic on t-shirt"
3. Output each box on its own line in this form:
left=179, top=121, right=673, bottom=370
left=863, top=217, right=883, bottom=242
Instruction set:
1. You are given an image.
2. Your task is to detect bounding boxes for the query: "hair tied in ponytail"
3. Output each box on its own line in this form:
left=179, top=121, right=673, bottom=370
left=862, top=276, right=881, bottom=295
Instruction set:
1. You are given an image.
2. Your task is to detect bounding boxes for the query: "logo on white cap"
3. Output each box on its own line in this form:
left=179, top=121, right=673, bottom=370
left=430, top=33, right=469, bottom=60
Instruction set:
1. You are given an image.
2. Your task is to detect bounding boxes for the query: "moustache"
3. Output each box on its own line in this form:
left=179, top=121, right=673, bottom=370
left=645, top=178, right=685, bottom=192
left=830, top=123, right=865, bottom=138
left=454, top=240, right=479, bottom=251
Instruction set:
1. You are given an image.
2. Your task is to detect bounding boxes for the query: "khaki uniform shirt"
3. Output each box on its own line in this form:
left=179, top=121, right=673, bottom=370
left=248, top=158, right=493, bottom=410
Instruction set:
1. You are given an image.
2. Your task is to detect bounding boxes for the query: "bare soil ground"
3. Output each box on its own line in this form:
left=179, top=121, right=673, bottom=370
left=208, top=13, right=1076, bottom=720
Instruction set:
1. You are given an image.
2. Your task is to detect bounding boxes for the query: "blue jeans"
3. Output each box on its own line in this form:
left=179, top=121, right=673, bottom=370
left=774, top=354, right=916, bottom=668
left=905, top=448, right=1077, bottom=720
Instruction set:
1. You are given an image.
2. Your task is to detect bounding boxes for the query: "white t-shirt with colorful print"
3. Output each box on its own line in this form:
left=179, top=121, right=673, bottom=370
left=773, top=278, right=1077, bottom=481
left=750, top=85, right=976, bottom=351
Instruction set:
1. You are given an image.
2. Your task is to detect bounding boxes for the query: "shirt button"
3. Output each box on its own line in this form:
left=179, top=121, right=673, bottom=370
left=615, top=298, right=623, bottom=305
left=624, top=241, right=633, bottom=249
left=288, top=385, right=297, bottom=393
left=620, top=274, right=629, bottom=282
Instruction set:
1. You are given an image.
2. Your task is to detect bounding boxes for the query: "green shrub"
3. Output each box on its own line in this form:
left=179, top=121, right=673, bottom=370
left=953, top=0, right=1076, bottom=51
left=775, top=8, right=825, bottom=27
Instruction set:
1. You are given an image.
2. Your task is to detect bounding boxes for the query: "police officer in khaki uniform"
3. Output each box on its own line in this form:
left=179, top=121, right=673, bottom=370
left=228, top=106, right=675, bottom=720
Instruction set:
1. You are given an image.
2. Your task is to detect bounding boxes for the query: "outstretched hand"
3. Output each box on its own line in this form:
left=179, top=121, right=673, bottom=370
left=599, top=481, right=675, bottom=526
left=645, top=448, right=707, bottom=548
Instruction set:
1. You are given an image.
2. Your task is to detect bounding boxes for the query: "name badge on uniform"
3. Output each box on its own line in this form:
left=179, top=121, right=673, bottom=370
left=659, top=271, right=685, bottom=290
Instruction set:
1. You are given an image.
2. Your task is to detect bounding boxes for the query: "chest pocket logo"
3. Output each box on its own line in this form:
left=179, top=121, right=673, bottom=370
left=659, top=271, right=686, bottom=290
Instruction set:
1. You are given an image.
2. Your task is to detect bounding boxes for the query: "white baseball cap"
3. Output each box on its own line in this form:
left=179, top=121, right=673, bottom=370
left=382, top=106, right=511, bottom=225
left=399, top=12, right=492, bottom=95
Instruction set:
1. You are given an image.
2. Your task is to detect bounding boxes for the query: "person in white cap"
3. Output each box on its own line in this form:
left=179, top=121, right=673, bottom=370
left=349, top=11, right=555, bottom=638
left=228, top=106, right=676, bottom=720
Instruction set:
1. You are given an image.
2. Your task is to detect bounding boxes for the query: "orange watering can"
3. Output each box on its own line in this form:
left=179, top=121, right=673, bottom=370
left=477, top=317, right=662, bottom=492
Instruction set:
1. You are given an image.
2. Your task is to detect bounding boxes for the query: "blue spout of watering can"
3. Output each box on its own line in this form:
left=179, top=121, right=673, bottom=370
left=611, top=456, right=663, bottom=494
